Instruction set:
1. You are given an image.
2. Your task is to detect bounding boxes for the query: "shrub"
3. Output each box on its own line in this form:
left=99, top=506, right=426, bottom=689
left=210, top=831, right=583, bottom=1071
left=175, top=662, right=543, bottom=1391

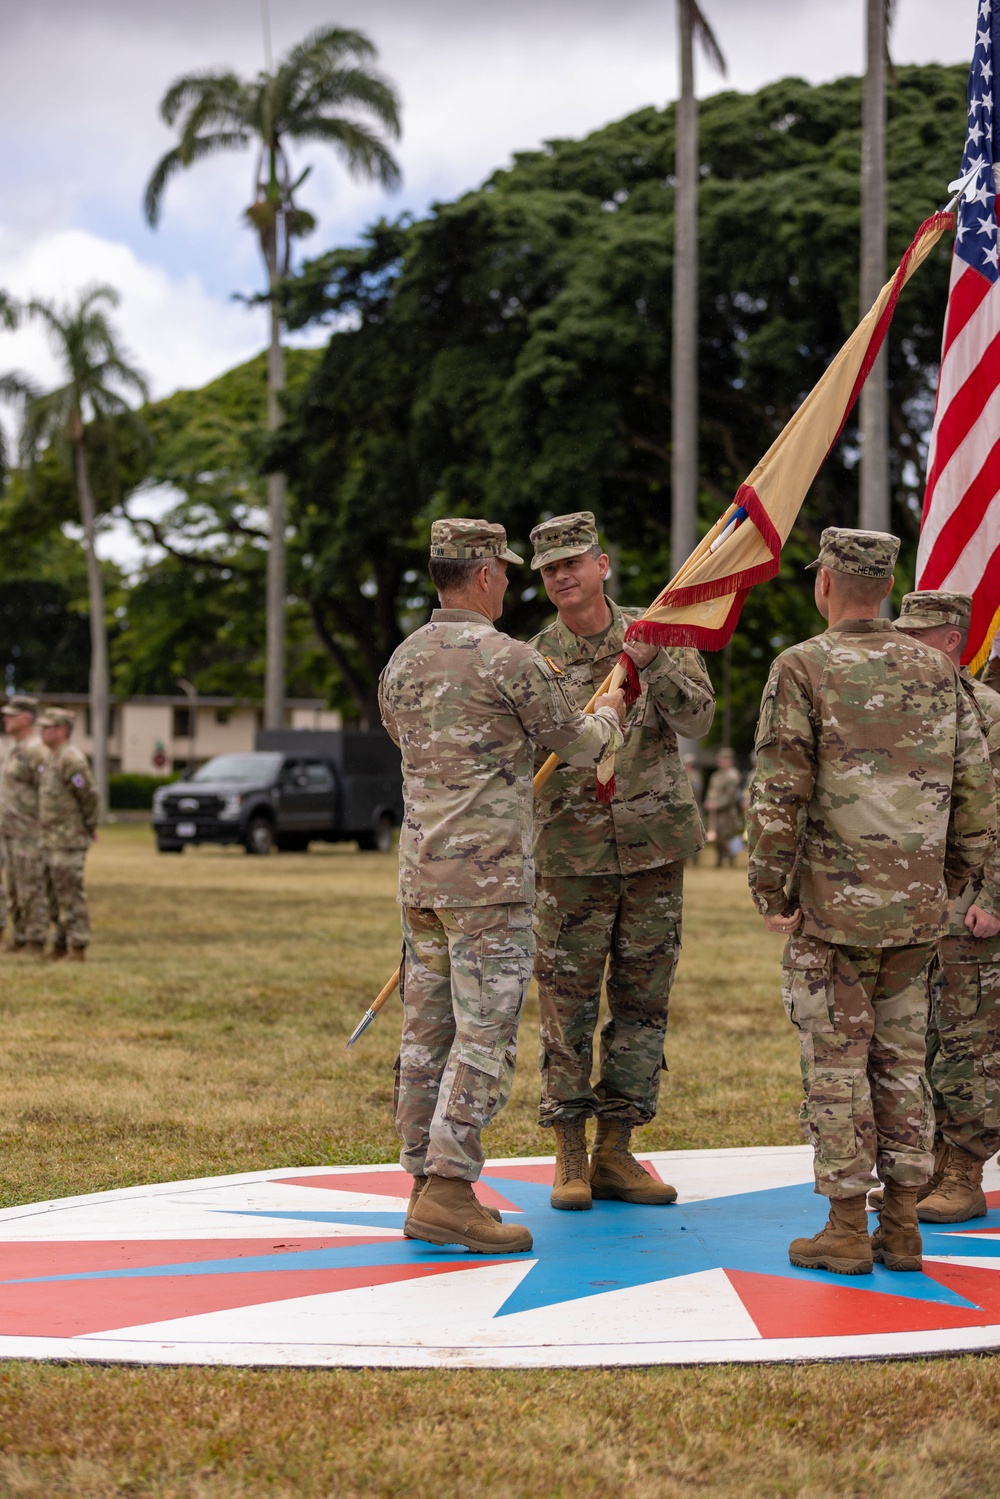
left=109, top=773, right=179, bottom=810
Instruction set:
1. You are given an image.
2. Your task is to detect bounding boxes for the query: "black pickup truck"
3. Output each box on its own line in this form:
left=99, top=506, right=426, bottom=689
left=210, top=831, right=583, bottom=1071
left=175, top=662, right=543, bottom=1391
left=151, top=728, right=403, bottom=855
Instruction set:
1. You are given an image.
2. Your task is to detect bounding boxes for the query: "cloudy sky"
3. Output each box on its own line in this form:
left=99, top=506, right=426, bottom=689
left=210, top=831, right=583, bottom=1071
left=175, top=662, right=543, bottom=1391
left=0, top=0, right=978, bottom=405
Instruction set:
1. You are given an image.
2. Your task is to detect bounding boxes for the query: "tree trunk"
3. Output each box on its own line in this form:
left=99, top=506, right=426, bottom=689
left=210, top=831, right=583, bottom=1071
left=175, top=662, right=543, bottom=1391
left=264, top=287, right=287, bottom=730
left=859, top=0, right=889, bottom=536
left=73, top=430, right=109, bottom=820
left=671, top=0, right=699, bottom=577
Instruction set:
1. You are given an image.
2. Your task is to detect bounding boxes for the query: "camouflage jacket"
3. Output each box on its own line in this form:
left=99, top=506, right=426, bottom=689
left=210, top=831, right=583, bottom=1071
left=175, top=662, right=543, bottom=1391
left=747, top=618, right=995, bottom=947
left=946, top=672, right=1000, bottom=960
left=528, top=601, right=713, bottom=876
left=379, top=607, right=624, bottom=908
left=0, top=736, right=47, bottom=839
left=39, top=743, right=98, bottom=850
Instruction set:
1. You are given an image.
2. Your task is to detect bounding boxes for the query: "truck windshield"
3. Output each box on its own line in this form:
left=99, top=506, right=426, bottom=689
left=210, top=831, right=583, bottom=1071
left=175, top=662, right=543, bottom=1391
left=190, top=753, right=283, bottom=784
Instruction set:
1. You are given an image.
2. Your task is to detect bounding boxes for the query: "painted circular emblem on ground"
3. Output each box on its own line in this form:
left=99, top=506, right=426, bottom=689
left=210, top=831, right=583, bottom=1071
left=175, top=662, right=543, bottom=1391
left=3, top=1146, right=1000, bottom=1368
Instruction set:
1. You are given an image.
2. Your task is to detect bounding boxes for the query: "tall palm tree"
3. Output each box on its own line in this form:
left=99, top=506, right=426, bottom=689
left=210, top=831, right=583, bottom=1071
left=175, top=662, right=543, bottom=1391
left=21, top=285, right=149, bottom=816
left=672, top=0, right=726, bottom=576
left=859, top=0, right=894, bottom=534
left=0, top=293, right=34, bottom=484
left=144, top=25, right=402, bottom=730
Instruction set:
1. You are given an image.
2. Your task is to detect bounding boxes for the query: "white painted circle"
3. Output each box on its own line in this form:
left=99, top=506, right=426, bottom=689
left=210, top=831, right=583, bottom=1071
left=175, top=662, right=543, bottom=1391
left=1, top=1146, right=999, bottom=1367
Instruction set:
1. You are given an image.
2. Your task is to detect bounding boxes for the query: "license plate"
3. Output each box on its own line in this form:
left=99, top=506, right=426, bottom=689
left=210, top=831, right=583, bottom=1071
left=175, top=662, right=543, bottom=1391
left=176, top=822, right=197, bottom=838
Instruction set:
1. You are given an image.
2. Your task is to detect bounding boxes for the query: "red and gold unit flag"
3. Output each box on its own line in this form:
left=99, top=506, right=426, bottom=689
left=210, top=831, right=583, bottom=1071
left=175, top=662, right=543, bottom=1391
left=624, top=214, right=952, bottom=659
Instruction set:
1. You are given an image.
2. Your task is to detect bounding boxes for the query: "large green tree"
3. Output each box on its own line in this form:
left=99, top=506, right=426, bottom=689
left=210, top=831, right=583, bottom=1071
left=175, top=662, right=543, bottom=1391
left=143, top=25, right=401, bottom=730
left=20, top=285, right=148, bottom=813
left=277, top=64, right=966, bottom=745
left=115, top=350, right=329, bottom=703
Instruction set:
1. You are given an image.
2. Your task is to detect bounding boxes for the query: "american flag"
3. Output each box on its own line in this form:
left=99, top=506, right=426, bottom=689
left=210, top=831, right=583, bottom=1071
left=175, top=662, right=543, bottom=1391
left=916, top=0, right=1000, bottom=668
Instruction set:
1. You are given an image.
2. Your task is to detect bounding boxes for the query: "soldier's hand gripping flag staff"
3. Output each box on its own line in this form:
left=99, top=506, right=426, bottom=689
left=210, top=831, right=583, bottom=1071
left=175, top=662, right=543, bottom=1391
left=348, top=204, right=957, bottom=1046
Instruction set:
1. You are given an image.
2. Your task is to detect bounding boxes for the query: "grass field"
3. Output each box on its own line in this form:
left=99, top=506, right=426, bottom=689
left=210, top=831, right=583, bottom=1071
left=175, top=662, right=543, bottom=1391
left=0, top=825, right=998, bottom=1498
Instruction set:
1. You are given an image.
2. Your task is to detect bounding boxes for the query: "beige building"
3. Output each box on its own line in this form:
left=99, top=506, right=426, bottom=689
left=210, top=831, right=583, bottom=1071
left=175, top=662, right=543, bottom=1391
left=30, top=694, right=342, bottom=775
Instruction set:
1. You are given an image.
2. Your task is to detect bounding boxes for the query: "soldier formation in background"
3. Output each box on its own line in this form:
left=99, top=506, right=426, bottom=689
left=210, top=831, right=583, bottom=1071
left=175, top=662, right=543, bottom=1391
left=747, top=530, right=996, bottom=1276
left=527, top=511, right=714, bottom=1211
left=0, top=696, right=98, bottom=961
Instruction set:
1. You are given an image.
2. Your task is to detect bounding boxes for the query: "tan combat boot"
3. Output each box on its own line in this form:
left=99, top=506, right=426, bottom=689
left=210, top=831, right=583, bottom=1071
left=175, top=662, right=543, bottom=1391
left=788, top=1194, right=873, bottom=1274
left=406, top=1176, right=532, bottom=1254
left=871, top=1181, right=923, bottom=1271
left=550, top=1119, right=592, bottom=1211
left=48, top=945, right=68, bottom=962
left=66, top=947, right=86, bottom=963
left=868, top=1140, right=947, bottom=1211
left=12, top=942, right=45, bottom=960
left=403, top=1174, right=502, bottom=1238
left=917, top=1144, right=987, bottom=1223
left=589, top=1120, right=677, bottom=1205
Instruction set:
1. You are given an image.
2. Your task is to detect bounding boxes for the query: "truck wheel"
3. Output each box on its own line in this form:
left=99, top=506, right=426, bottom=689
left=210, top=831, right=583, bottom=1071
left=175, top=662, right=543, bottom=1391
left=358, top=814, right=395, bottom=853
left=157, top=839, right=184, bottom=854
left=244, top=816, right=275, bottom=856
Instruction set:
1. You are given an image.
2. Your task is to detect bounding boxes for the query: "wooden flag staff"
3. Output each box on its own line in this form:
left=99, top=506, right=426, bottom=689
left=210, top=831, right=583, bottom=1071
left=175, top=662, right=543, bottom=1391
left=345, top=500, right=746, bottom=1048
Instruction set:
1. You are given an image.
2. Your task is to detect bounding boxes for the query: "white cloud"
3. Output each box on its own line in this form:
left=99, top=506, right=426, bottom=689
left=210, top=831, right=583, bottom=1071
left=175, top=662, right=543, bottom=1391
left=0, top=225, right=265, bottom=400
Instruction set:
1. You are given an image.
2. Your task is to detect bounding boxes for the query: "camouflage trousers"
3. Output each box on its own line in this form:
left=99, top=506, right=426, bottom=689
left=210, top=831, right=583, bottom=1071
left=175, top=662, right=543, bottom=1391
left=925, top=940, right=1000, bottom=1161
left=535, top=864, right=682, bottom=1127
left=782, top=934, right=935, bottom=1198
left=395, top=903, right=534, bottom=1182
left=45, top=847, right=90, bottom=950
left=1, top=836, right=48, bottom=947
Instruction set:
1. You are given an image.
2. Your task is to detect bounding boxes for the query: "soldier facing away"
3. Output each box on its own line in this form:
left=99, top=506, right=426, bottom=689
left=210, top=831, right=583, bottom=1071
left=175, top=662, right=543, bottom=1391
left=38, top=709, right=98, bottom=961
left=746, top=528, right=995, bottom=1276
left=891, top=591, right=1000, bottom=1222
left=0, top=696, right=48, bottom=957
left=379, top=519, right=626, bottom=1256
left=527, top=511, right=715, bottom=1210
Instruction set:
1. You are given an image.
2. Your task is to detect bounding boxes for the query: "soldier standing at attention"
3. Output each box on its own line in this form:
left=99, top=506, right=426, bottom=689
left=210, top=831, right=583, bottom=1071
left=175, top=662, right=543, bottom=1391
left=38, top=709, right=98, bottom=962
left=703, top=747, right=744, bottom=867
left=0, top=696, right=48, bottom=958
left=527, top=512, right=715, bottom=1210
left=747, top=529, right=994, bottom=1276
left=379, top=519, right=626, bottom=1256
left=891, top=592, right=1000, bottom=1222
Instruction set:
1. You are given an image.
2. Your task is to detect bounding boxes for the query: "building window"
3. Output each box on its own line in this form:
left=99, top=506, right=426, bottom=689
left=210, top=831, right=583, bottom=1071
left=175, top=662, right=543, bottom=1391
left=173, top=706, right=193, bottom=738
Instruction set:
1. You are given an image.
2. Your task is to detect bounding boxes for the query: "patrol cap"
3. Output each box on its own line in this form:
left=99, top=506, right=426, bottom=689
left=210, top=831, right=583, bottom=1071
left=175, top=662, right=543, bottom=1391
left=894, top=590, right=973, bottom=634
left=38, top=707, right=75, bottom=729
left=530, top=511, right=601, bottom=571
left=805, top=527, right=900, bottom=577
left=429, top=518, right=523, bottom=565
left=1, top=695, right=38, bottom=717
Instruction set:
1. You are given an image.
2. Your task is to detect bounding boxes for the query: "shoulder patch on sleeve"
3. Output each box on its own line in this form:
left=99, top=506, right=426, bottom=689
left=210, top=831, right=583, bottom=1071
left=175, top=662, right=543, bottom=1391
left=71, top=773, right=86, bottom=788
left=754, top=664, right=781, bottom=753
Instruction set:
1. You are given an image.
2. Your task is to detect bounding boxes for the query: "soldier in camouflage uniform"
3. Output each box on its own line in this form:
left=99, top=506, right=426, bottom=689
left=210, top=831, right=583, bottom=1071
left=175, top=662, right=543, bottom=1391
left=747, top=529, right=995, bottom=1276
left=0, top=696, right=48, bottom=957
left=703, top=748, right=744, bottom=866
left=891, top=591, right=1000, bottom=1222
left=38, top=709, right=98, bottom=961
left=528, top=512, right=715, bottom=1210
left=379, top=519, right=626, bottom=1256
